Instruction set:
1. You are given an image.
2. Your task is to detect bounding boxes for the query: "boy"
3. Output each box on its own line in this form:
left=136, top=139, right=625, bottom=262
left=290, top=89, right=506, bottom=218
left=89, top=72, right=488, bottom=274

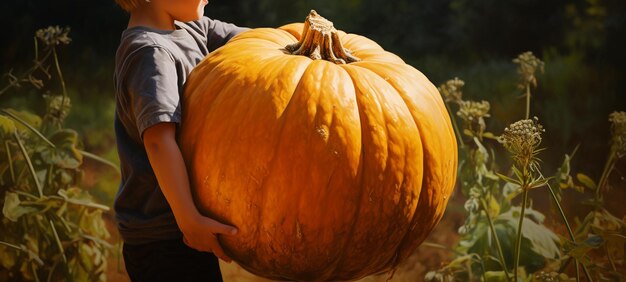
left=112, top=0, right=249, bottom=280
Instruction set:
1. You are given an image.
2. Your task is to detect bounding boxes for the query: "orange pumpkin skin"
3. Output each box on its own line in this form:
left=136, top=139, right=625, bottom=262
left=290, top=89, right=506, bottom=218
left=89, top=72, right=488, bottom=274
left=179, top=20, right=457, bottom=281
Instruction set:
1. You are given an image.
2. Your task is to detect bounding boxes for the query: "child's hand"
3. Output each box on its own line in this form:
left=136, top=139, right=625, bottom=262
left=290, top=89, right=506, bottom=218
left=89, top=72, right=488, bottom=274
left=180, top=213, right=238, bottom=263
left=142, top=122, right=239, bottom=263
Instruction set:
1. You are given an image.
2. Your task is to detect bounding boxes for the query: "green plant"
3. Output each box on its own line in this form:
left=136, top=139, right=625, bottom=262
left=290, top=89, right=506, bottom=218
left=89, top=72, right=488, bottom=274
left=425, top=51, right=625, bottom=281
left=0, top=26, right=118, bottom=281
left=546, top=111, right=626, bottom=281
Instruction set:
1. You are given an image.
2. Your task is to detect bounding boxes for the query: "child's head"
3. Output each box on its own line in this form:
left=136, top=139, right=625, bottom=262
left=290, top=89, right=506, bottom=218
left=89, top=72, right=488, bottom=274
left=115, top=0, right=208, bottom=22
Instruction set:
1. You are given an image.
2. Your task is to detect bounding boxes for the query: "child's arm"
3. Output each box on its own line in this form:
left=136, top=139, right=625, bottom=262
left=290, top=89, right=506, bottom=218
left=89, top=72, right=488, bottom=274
left=143, top=122, right=238, bottom=263
left=202, top=17, right=250, bottom=52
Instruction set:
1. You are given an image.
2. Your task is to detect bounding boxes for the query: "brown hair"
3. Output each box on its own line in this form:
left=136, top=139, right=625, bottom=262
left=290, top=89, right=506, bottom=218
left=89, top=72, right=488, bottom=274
left=115, top=0, right=142, bottom=12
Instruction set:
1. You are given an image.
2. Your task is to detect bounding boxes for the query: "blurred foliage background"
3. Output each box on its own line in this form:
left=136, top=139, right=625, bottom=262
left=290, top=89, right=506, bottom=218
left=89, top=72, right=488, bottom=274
left=1, top=0, right=625, bottom=280
left=1, top=0, right=625, bottom=225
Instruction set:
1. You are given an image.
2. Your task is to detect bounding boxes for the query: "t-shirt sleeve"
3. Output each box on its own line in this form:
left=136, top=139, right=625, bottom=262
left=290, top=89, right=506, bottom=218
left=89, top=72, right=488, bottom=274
left=124, top=46, right=181, bottom=140
left=201, top=17, right=251, bottom=52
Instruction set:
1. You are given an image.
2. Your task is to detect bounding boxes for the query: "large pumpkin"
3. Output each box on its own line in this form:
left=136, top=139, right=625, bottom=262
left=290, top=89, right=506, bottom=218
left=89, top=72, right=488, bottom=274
left=179, top=10, right=457, bottom=281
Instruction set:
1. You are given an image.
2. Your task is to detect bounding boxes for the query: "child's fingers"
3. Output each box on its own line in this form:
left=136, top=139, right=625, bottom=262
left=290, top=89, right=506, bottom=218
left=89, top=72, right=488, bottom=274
left=211, top=243, right=232, bottom=263
left=208, top=220, right=238, bottom=236
left=183, top=235, right=214, bottom=254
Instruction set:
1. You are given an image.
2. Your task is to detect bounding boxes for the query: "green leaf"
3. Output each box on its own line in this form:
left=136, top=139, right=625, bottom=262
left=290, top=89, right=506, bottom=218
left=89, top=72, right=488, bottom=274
left=457, top=221, right=489, bottom=253
left=512, top=166, right=524, bottom=182
left=0, top=115, right=17, bottom=137
left=576, top=173, right=597, bottom=190
left=70, top=242, right=107, bottom=282
left=485, top=196, right=501, bottom=218
left=572, top=183, right=585, bottom=193
left=484, top=171, right=500, bottom=181
left=529, top=177, right=552, bottom=189
left=56, top=169, right=73, bottom=185
left=503, top=182, right=521, bottom=202
left=58, top=188, right=109, bottom=211
left=2, top=192, right=37, bottom=222
left=473, top=137, right=489, bottom=162
left=463, top=129, right=473, bottom=137
left=563, top=235, right=604, bottom=265
left=79, top=209, right=110, bottom=239
left=484, top=271, right=509, bottom=282
left=37, top=129, right=82, bottom=168
left=561, top=155, right=571, bottom=174
left=0, top=240, right=43, bottom=266
left=35, top=169, right=47, bottom=188
left=482, top=132, right=497, bottom=139
left=460, top=207, right=556, bottom=274
left=496, top=172, right=521, bottom=185
left=444, top=254, right=474, bottom=268
left=81, top=234, right=113, bottom=249
left=14, top=131, right=43, bottom=197
left=0, top=242, right=18, bottom=269
left=24, top=234, right=41, bottom=265
left=581, top=198, right=603, bottom=208
left=496, top=207, right=561, bottom=259
left=0, top=109, right=42, bottom=134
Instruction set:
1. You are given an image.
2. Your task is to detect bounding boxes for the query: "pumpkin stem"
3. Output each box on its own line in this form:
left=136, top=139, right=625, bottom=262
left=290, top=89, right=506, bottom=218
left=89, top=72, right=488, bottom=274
left=285, top=10, right=360, bottom=64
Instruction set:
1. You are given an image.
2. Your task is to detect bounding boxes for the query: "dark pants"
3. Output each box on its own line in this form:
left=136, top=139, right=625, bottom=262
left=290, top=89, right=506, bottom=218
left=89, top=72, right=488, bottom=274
left=122, top=238, right=223, bottom=282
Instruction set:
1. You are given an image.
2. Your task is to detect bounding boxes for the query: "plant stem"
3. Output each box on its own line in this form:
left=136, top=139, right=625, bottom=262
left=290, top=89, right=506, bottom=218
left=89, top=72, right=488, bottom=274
left=0, top=240, right=44, bottom=265
left=525, top=84, right=531, bottom=119
left=79, top=149, right=120, bottom=174
left=545, top=180, right=593, bottom=282
left=422, top=241, right=466, bottom=256
left=0, top=240, right=21, bottom=250
left=14, top=131, right=43, bottom=197
left=561, top=259, right=577, bottom=279
left=48, top=219, right=67, bottom=263
left=5, top=141, right=16, bottom=183
left=32, top=262, right=41, bottom=282
left=596, top=152, right=616, bottom=199
left=469, top=254, right=488, bottom=282
left=47, top=260, right=59, bottom=282
left=480, top=199, right=511, bottom=281
left=285, top=10, right=360, bottom=64
left=1, top=109, right=56, bottom=148
left=513, top=186, right=529, bottom=280
left=605, top=244, right=617, bottom=272
left=52, top=47, right=68, bottom=98
left=52, top=47, right=71, bottom=125
left=478, top=257, right=487, bottom=282
left=0, top=51, right=52, bottom=96
left=444, top=101, right=465, bottom=149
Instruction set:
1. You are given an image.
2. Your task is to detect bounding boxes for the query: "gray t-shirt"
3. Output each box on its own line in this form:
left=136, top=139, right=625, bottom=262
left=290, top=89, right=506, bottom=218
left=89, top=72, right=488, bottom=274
left=113, top=17, right=249, bottom=244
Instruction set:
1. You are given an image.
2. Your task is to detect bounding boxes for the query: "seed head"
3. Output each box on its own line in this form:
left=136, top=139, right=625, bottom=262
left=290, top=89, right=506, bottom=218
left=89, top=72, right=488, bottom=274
left=498, top=117, right=545, bottom=168
left=457, top=100, right=490, bottom=122
left=36, top=26, right=71, bottom=46
left=438, top=77, right=465, bottom=104
left=513, top=51, right=544, bottom=89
